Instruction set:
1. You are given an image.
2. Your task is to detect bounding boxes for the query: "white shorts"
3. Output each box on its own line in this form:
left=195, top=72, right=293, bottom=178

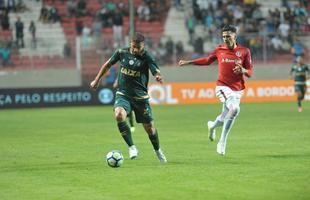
left=215, top=86, right=243, bottom=103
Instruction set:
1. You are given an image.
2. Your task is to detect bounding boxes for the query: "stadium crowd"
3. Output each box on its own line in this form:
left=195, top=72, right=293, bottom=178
left=0, top=0, right=309, bottom=68
left=0, top=0, right=30, bottom=67
left=187, top=0, right=309, bottom=60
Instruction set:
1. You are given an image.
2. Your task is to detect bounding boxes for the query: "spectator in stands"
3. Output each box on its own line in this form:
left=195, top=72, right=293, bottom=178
left=149, top=1, right=159, bottom=21
left=282, top=0, right=289, bottom=8
left=98, top=7, right=110, bottom=28
left=49, top=5, right=60, bottom=23
left=7, top=0, right=16, bottom=12
left=15, top=16, right=24, bottom=48
left=248, top=36, right=263, bottom=59
left=144, top=34, right=153, bottom=49
left=291, top=37, right=305, bottom=61
left=252, top=5, right=264, bottom=23
left=75, top=19, right=83, bottom=36
left=293, top=2, right=308, bottom=17
left=67, top=0, right=77, bottom=18
left=1, top=9, right=10, bottom=30
left=270, top=34, right=284, bottom=52
left=106, top=2, right=116, bottom=12
left=2, top=48, right=11, bottom=66
left=202, top=9, right=214, bottom=31
left=39, top=6, right=49, bottom=23
left=137, top=2, right=150, bottom=21
left=233, top=6, right=244, bottom=22
left=165, top=36, right=174, bottom=64
left=185, top=12, right=196, bottom=45
left=174, top=0, right=182, bottom=11
left=158, top=0, right=169, bottom=16
left=92, top=15, right=102, bottom=45
left=117, top=0, right=129, bottom=16
left=193, top=36, right=204, bottom=58
left=175, top=41, right=184, bottom=59
left=293, top=3, right=308, bottom=32
left=77, top=0, right=87, bottom=17
left=0, top=42, right=12, bottom=67
left=29, top=20, right=36, bottom=49
left=299, top=0, right=308, bottom=7
left=63, top=42, right=71, bottom=58
left=196, top=0, right=209, bottom=11
left=112, top=8, right=123, bottom=48
left=265, top=15, right=277, bottom=34
left=156, top=41, right=166, bottom=65
left=0, top=0, right=5, bottom=10
left=82, top=25, right=91, bottom=49
left=278, top=20, right=290, bottom=40
left=16, top=0, right=27, bottom=12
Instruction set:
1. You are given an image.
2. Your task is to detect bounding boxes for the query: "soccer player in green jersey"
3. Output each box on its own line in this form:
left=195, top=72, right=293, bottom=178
left=90, top=32, right=167, bottom=162
left=290, top=56, right=309, bottom=112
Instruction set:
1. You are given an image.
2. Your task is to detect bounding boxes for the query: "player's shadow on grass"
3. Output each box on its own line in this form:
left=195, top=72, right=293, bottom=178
left=0, top=161, right=100, bottom=173
left=259, top=153, right=310, bottom=159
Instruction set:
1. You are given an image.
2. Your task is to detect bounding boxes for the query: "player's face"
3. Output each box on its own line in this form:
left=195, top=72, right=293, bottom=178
left=222, top=31, right=236, bottom=49
left=296, top=56, right=304, bottom=65
left=130, top=42, right=144, bottom=55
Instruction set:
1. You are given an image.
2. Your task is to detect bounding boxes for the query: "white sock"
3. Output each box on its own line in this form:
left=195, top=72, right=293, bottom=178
left=211, top=116, right=223, bottom=129
left=219, top=101, right=240, bottom=146
left=210, top=104, right=229, bottom=129
left=219, top=118, right=236, bottom=146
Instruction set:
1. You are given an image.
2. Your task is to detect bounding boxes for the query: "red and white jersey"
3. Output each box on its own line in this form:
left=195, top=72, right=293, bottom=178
left=192, top=44, right=253, bottom=91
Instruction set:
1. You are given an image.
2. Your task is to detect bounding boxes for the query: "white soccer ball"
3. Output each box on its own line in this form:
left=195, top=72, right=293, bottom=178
left=106, top=150, right=124, bottom=168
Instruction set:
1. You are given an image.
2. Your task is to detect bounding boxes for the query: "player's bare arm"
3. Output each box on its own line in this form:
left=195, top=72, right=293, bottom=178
left=90, top=60, right=112, bottom=90
left=155, top=73, right=163, bottom=84
left=113, top=77, right=119, bottom=88
left=178, top=60, right=193, bottom=66
left=289, top=71, right=294, bottom=80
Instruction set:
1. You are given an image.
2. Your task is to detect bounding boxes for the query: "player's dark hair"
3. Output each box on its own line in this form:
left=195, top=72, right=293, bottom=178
left=221, top=25, right=237, bottom=33
left=131, top=32, right=145, bottom=43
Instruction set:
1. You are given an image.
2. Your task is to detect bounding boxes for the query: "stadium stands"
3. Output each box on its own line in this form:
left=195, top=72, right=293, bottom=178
left=42, top=0, right=170, bottom=84
left=0, top=0, right=308, bottom=84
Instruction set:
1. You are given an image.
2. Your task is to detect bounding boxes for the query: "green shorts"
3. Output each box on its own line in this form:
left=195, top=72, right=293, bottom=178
left=295, top=84, right=306, bottom=95
left=114, top=94, right=153, bottom=123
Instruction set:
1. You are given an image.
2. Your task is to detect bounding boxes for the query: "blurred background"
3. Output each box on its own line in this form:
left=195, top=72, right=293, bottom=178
left=0, top=0, right=309, bottom=107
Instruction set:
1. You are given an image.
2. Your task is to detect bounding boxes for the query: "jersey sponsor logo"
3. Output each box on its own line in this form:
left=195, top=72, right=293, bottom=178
left=121, top=67, right=141, bottom=77
left=98, top=88, right=114, bottom=104
left=221, top=58, right=241, bottom=64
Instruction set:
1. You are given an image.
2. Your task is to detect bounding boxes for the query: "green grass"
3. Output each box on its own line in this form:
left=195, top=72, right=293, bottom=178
left=0, top=102, right=310, bottom=200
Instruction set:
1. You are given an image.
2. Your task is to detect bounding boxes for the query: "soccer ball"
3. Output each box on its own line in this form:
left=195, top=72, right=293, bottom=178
left=106, top=150, right=124, bottom=168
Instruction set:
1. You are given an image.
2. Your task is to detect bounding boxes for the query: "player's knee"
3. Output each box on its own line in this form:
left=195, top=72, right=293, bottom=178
left=297, top=92, right=303, bottom=100
left=229, top=105, right=240, bottom=118
left=226, top=99, right=240, bottom=117
left=114, top=109, right=126, bottom=122
left=143, top=123, right=155, bottom=135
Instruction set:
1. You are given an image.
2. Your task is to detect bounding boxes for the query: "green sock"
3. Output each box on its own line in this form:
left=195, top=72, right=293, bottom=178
left=117, top=121, right=133, bottom=146
left=149, top=130, right=160, bottom=151
left=128, top=112, right=134, bottom=128
left=298, top=96, right=302, bottom=107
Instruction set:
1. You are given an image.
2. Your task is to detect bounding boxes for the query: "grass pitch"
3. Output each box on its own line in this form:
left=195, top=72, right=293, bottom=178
left=0, top=102, right=309, bottom=200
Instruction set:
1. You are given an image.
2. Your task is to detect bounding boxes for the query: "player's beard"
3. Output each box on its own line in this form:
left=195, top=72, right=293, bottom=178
left=225, top=40, right=234, bottom=49
left=131, top=48, right=144, bottom=56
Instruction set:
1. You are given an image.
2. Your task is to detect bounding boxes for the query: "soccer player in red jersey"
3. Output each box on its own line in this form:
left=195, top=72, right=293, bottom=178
left=178, top=25, right=253, bottom=155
